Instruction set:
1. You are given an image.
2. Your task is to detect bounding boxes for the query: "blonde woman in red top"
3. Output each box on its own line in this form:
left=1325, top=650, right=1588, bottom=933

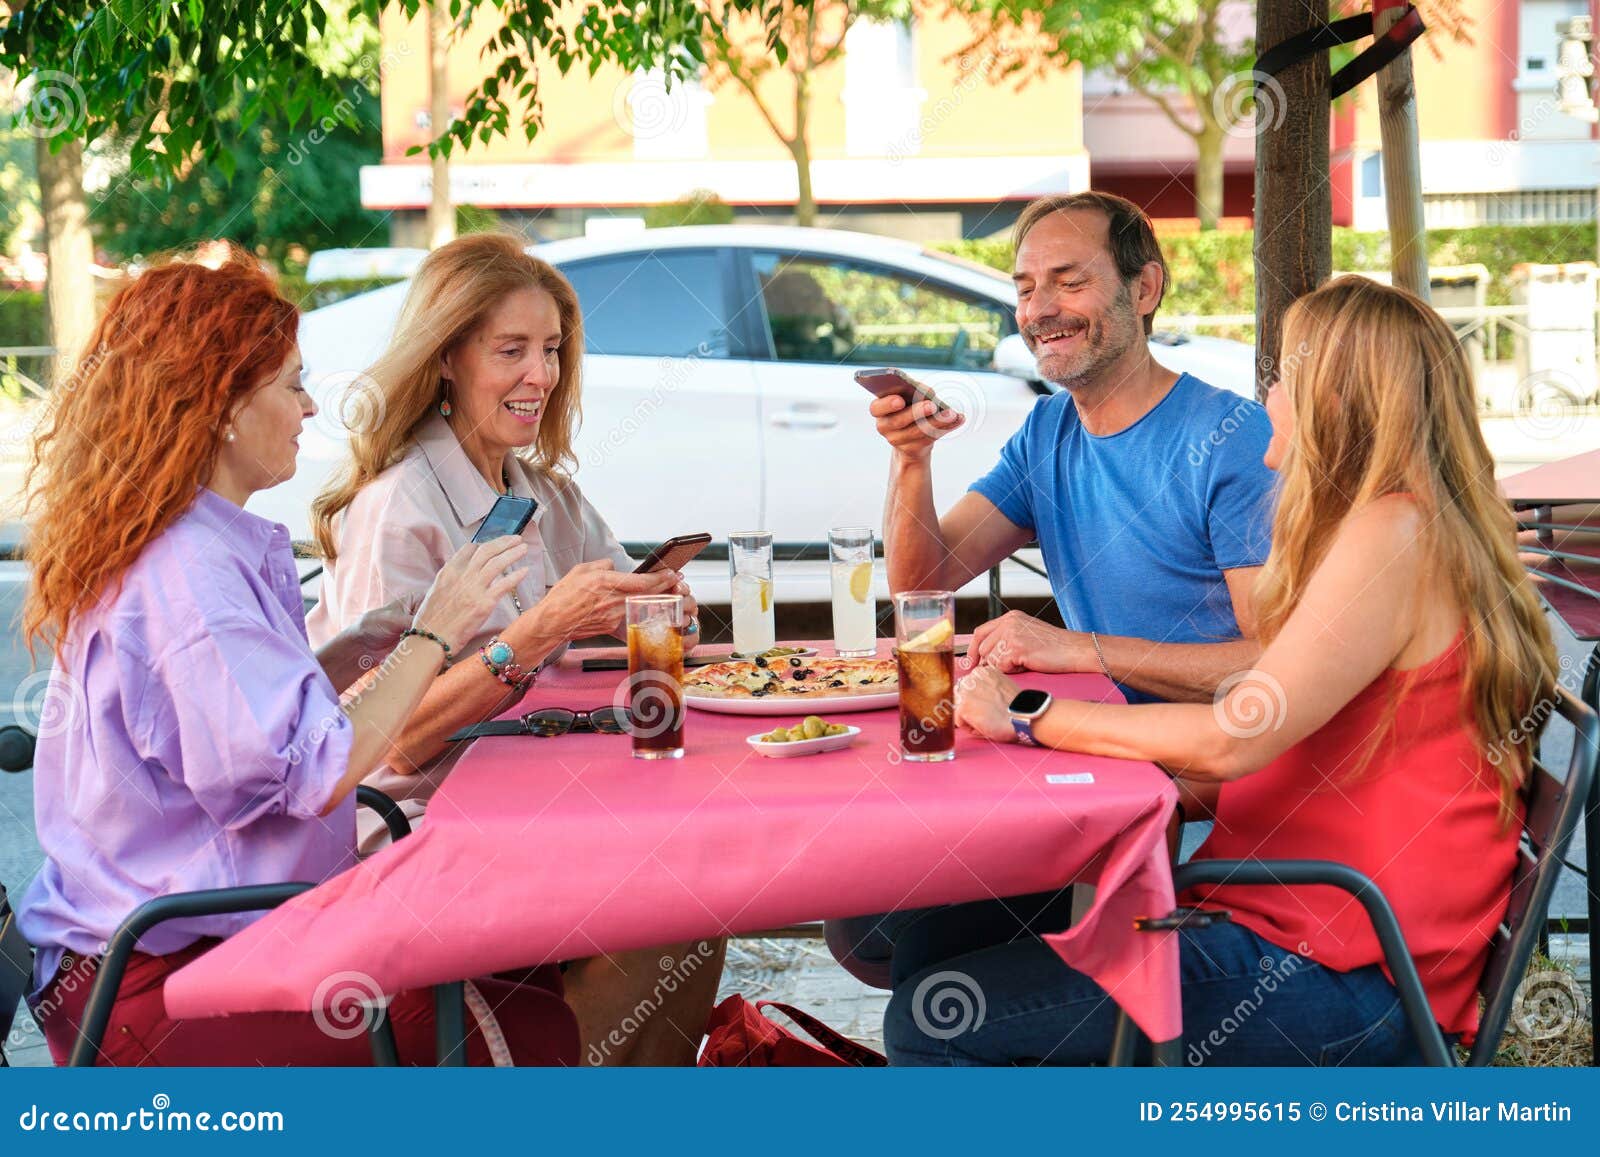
left=890, top=275, right=1559, bottom=1066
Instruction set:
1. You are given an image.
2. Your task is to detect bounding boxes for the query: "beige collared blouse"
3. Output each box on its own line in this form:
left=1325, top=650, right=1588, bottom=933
left=308, top=411, right=632, bottom=849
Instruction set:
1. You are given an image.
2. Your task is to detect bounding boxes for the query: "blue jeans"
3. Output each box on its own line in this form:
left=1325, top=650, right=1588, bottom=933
left=885, top=920, right=1446, bottom=1066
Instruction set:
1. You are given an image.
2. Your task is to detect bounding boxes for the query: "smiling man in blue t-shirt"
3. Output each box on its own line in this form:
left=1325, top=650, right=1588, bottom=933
left=825, top=192, right=1276, bottom=991
left=875, top=191, right=1275, bottom=706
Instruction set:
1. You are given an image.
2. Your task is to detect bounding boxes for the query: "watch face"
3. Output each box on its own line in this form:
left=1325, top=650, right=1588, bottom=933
left=1009, top=688, right=1051, bottom=717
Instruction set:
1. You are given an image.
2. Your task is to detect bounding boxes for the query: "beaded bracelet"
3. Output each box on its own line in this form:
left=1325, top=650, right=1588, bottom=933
left=400, top=627, right=453, bottom=664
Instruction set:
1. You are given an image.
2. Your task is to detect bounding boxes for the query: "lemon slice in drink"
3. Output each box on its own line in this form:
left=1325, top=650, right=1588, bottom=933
left=848, top=562, right=873, bottom=604
left=758, top=578, right=772, bottom=614
left=902, top=618, right=954, bottom=652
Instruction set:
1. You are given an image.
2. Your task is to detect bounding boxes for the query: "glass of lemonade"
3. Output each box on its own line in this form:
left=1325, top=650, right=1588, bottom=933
left=893, top=591, right=956, bottom=763
left=729, top=531, right=775, bottom=657
left=829, top=526, right=877, bottom=658
left=626, top=594, right=686, bottom=760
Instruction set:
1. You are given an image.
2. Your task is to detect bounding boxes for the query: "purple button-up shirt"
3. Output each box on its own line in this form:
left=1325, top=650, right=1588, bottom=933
left=18, top=489, right=357, bottom=997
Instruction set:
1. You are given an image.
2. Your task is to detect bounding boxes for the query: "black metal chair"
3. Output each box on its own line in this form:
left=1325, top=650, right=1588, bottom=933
left=0, top=775, right=414, bottom=1067
left=1111, top=685, right=1599, bottom=1067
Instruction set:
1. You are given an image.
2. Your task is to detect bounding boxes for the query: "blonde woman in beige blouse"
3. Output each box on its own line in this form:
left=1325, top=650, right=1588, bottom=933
left=308, top=233, right=720, bottom=1066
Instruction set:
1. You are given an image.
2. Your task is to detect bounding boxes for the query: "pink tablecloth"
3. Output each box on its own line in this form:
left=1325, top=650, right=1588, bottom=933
left=1500, top=449, right=1600, bottom=506
left=167, top=643, right=1182, bottom=1041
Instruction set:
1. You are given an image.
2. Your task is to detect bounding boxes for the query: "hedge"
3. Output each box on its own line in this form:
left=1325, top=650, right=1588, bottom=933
left=0, top=291, right=47, bottom=348
left=933, top=223, right=1600, bottom=321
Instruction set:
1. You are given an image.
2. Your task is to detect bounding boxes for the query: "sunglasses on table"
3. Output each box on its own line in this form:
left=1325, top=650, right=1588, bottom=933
left=447, top=707, right=629, bottom=743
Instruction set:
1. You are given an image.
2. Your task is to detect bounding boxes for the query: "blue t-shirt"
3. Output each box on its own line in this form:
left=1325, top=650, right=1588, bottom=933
left=969, top=374, right=1276, bottom=704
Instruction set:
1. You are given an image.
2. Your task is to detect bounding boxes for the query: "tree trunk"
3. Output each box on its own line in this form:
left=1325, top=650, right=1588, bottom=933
left=1253, top=0, right=1331, bottom=401
left=426, top=2, right=456, bottom=249
left=1194, top=121, right=1227, bottom=231
left=35, top=137, right=96, bottom=385
left=791, top=70, right=815, bottom=227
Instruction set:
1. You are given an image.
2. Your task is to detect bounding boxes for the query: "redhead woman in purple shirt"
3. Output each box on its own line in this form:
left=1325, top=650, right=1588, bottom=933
left=16, top=249, right=577, bottom=1066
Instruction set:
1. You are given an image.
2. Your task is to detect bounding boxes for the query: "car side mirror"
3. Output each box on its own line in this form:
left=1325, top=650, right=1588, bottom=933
left=991, top=333, right=1040, bottom=382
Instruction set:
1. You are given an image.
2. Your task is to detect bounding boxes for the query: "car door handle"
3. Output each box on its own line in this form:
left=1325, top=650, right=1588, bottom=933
left=769, top=406, right=838, bottom=430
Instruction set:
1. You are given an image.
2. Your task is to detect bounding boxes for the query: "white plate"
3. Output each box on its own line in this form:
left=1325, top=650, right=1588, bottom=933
left=746, top=725, right=862, bottom=757
left=725, top=647, right=820, bottom=661
left=685, top=689, right=899, bottom=716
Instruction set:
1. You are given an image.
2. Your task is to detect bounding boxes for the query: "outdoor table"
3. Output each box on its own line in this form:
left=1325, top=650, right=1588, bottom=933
left=1501, top=453, right=1600, bottom=1066
left=165, top=639, right=1182, bottom=1054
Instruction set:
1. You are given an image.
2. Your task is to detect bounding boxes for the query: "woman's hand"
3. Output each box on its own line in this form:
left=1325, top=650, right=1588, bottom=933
left=411, top=536, right=531, bottom=654
left=531, top=559, right=685, bottom=642
left=955, top=664, right=1021, bottom=743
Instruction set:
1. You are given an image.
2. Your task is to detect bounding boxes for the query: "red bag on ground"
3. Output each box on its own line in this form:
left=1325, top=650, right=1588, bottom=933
left=699, top=996, right=887, bottom=1067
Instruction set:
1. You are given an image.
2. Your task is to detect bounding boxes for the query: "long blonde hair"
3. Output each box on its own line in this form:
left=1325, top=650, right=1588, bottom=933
left=1254, top=276, right=1557, bottom=811
left=311, top=232, right=584, bottom=560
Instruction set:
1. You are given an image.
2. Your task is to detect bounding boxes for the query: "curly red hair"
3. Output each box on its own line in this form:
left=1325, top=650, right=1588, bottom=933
left=23, top=246, right=299, bottom=655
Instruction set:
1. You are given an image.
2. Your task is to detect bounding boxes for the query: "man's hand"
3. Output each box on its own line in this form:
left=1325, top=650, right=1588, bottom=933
left=870, top=392, right=963, bottom=462
left=968, top=610, right=1092, bottom=673
left=955, top=664, right=1021, bottom=743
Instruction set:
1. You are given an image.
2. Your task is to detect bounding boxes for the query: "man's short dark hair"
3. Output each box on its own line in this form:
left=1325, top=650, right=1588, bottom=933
left=1012, top=191, right=1169, bottom=335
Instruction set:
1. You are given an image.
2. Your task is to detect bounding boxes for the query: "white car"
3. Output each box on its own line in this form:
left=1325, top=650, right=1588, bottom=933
left=262, top=226, right=1254, bottom=597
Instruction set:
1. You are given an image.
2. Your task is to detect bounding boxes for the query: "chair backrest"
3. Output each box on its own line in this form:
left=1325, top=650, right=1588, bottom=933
left=0, top=882, right=36, bottom=1066
left=1469, top=687, right=1598, bottom=1066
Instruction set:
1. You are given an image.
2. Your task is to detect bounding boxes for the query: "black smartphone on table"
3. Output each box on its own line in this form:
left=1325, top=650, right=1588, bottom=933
left=854, top=368, right=950, bottom=413
left=633, top=532, right=712, bottom=574
left=472, top=494, right=538, bottom=543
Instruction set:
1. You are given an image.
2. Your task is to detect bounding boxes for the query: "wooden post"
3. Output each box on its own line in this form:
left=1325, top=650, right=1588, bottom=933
left=426, top=2, right=456, bottom=249
left=1375, top=0, right=1429, bottom=299
left=1254, top=0, right=1332, bottom=401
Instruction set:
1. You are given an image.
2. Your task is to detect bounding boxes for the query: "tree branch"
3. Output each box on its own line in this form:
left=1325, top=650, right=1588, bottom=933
left=1125, top=71, right=1203, bottom=139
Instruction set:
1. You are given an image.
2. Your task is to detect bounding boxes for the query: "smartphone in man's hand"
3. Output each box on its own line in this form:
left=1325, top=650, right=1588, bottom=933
left=854, top=368, right=950, bottom=413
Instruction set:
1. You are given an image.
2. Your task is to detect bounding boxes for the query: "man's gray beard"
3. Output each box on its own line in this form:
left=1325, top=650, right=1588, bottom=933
left=1042, top=330, right=1134, bottom=394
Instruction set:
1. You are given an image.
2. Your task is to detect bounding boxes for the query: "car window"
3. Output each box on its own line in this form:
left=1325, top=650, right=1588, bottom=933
left=561, top=250, right=732, bottom=357
left=751, top=251, right=1013, bottom=371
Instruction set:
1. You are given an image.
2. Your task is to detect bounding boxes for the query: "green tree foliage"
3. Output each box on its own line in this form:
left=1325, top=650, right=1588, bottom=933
left=91, top=74, right=386, bottom=264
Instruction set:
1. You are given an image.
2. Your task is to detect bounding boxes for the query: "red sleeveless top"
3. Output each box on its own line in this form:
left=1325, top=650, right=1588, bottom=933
left=1186, top=638, right=1520, bottom=1040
